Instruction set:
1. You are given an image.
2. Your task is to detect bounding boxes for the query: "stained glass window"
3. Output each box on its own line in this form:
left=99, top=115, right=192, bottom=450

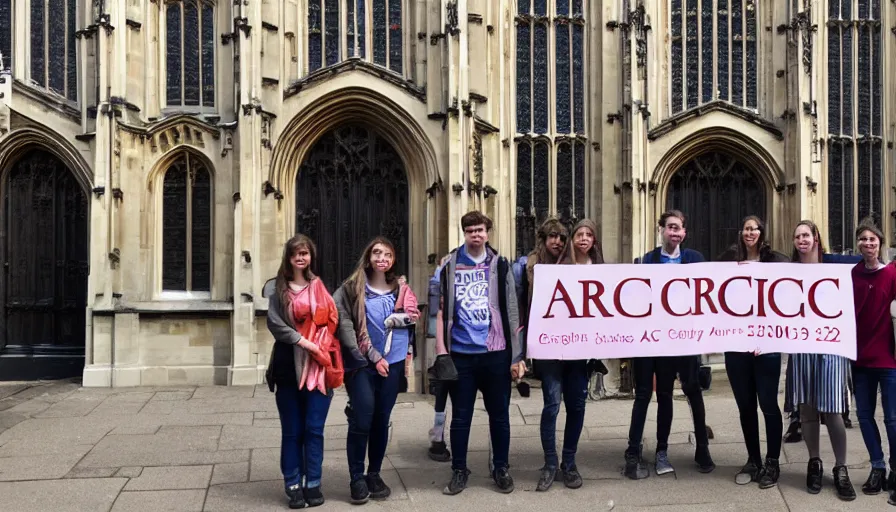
left=0, top=0, right=10, bottom=70
left=308, top=2, right=323, bottom=71
left=515, top=1, right=589, bottom=256
left=827, top=0, right=883, bottom=253
left=166, top=1, right=215, bottom=108
left=310, top=0, right=403, bottom=75
left=555, top=22, right=570, bottom=133
left=669, top=0, right=758, bottom=114
left=162, top=153, right=212, bottom=292
left=324, top=0, right=340, bottom=66
left=28, top=0, right=77, bottom=100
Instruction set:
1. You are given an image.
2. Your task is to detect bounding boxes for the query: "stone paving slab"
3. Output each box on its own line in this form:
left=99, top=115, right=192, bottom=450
left=111, top=489, right=207, bottom=512
left=124, top=465, right=213, bottom=491
left=0, top=477, right=127, bottom=511
left=210, top=462, right=249, bottom=486
left=0, top=450, right=91, bottom=481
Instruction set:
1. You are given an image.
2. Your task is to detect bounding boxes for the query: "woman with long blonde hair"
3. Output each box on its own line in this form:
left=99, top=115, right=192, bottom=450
left=333, top=237, right=419, bottom=504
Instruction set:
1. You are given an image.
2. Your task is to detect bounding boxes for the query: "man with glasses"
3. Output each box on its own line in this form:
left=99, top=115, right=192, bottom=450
left=624, top=210, right=715, bottom=479
left=434, top=211, right=524, bottom=495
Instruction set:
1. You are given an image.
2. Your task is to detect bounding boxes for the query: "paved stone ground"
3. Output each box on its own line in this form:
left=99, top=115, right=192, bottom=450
left=0, top=375, right=890, bottom=511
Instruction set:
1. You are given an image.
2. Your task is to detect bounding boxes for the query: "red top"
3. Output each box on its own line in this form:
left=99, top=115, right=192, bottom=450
left=852, top=262, right=896, bottom=369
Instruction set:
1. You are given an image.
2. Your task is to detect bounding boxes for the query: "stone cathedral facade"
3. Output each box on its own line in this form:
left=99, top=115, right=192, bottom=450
left=0, top=0, right=891, bottom=390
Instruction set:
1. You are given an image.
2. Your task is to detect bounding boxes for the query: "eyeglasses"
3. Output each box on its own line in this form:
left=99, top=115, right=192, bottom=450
left=743, top=227, right=761, bottom=233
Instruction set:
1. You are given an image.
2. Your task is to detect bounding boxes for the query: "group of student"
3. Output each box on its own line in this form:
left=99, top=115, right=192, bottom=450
left=263, top=208, right=896, bottom=509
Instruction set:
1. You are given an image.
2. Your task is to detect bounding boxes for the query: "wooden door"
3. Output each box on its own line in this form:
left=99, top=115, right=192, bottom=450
left=0, top=149, right=88, bottom=380
left=295, top=125, right=409, bottom=292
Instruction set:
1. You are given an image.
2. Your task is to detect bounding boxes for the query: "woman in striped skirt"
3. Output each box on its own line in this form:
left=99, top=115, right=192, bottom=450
left=786, top=220, right=856, bottom=501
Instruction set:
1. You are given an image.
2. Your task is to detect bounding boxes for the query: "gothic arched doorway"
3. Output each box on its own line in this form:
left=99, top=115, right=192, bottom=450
left=666, top=152, right=767, bottom=260
left=295, top=125, right=409, bottom=291
left=0, top=149, right=89, bottom=380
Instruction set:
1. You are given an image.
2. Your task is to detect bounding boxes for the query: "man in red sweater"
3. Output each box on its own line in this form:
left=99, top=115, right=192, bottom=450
left=851, top=221, right=896, bottom=505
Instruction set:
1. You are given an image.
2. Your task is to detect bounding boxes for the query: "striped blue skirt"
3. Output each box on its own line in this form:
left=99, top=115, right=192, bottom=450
left=784, top=353, right=850, bottom=414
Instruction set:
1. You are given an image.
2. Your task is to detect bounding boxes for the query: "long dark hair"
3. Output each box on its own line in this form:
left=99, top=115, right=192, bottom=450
left=275, top=234, right=318, bottom=305
left=527, top=217, right=568, bottom=266
left=790, top=220, right=826, bottom=262
left=733, top=215, right=770, bottom=261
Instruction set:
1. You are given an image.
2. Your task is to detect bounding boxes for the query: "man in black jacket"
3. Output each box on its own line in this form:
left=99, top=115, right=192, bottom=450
left=624, top=210, right=715, bottom=479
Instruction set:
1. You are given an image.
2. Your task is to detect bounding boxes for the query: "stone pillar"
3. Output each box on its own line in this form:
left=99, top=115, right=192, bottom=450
left=229, top=0, right=264, bottom=385
left=445, top=0, right=471, bottom=248
left=83, top=4, right=116, bottom=387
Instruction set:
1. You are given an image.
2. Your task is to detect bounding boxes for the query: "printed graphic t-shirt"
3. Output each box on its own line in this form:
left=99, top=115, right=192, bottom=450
left=364, top=285, right=410, bottom=366
left=450, top=246, right=492, bottom=354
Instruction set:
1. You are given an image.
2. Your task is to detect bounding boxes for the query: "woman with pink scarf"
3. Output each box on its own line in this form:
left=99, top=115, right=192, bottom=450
left=265, top=235, right=340, bottom=509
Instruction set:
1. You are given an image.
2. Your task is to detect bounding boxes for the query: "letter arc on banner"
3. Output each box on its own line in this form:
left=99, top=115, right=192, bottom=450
left=526, top=262, right=856, bottom=361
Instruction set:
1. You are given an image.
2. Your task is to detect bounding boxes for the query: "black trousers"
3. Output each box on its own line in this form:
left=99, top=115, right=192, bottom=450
left=626, top=355, right=708, bottom=455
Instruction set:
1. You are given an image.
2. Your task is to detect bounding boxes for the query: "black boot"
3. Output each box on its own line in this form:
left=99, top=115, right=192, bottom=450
left=694, top=445, right=715, bottom=473
left=863, top=467, right=887, bottom=495
left=623, top=449, right=649, bottom=480
left=303, top=486, right=325, bottom=508
left=428, top=441, right=451, bottom=462
left=286, top=484, right=306, bottom=509
left=806, top=458, right=823, bottom=494
left=833, top=465, right=857, bottom=501
left=889, top=471, right=896, bottom=505
left=784, top=420, right=802, bottom=443
left=758, top=458, right=780, bottom=489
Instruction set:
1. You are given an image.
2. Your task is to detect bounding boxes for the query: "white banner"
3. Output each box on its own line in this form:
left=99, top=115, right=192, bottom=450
left=526, top=262, right=856, bottom=360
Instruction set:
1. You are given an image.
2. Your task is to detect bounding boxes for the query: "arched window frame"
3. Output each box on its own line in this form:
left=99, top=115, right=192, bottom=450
left=514, top=0, right=588, bottom=258
left=162, top=0, right=217, bottom=113
left=20, top=0, right=79, bottom=102
left=157, top=152, right=214, bottom=299
left=668, top=0, right=758, bottom=115
left=303, top=0, right=407, bottom=76
left=826, top=0, right=884, bottom=253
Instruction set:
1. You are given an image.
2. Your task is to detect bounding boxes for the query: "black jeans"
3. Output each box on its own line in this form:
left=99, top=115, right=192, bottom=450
left=626, top=356, right=708, bottom=455
left=725, top=352, right=783, bottom=463
left=344, top=362, right=404, bottom=482
left=448, top=350, right=512, bottom=472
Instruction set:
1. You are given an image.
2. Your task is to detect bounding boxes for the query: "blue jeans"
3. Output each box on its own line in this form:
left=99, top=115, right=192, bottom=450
left=448, top=350, right=512, bottom=472
left=344, top=362, right=404, bottom=481
left=539, top=359, right=589, bottom=468
left=853, top=366, right=896, bottom=469
left=275, top=385, right=332, bottom=489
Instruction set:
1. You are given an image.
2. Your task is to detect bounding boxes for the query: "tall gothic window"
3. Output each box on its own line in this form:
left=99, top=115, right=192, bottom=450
left=0, top=1, right=11, bottom=71
left=29, top=0, right=78, bottom=101
left=515, top=0, right=587, bottom=257
left=166, top=1, right=215, bottom=108
left=670, top=0, right=757, bottom=114
left=827, top=0, right=882, bottom=253
left=307, top=0, right=403, bottom=74
left=162, top=154, right=212, bottom=294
